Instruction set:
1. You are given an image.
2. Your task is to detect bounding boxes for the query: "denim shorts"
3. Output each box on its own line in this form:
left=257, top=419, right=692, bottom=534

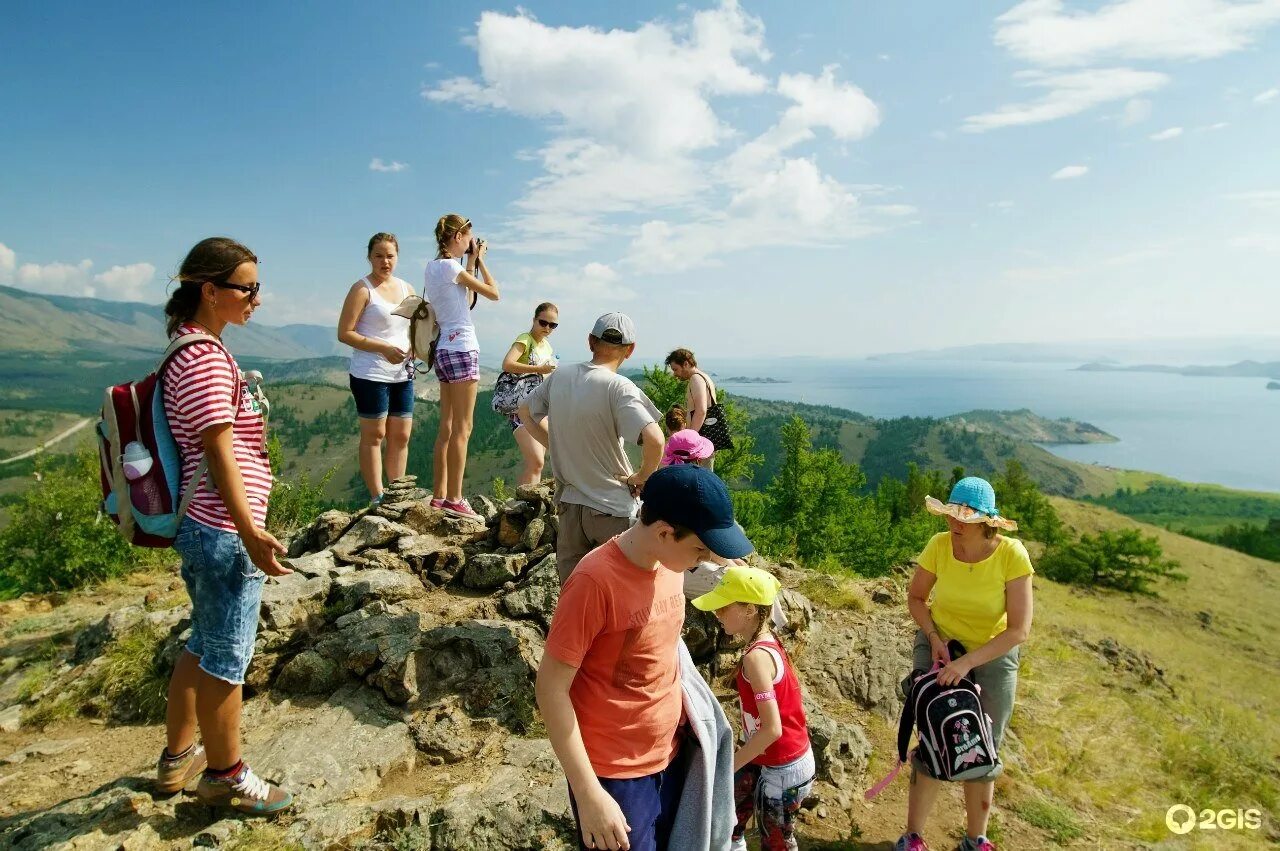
left=349, top=375, right=415, bottom=419
left=910, top=629, right=1021, bottom=780
left=173, top=517, right=265, bottom=685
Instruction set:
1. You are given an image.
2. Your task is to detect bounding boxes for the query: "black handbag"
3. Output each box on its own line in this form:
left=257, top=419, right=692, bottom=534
left=696, top=375, right=734, bottom=451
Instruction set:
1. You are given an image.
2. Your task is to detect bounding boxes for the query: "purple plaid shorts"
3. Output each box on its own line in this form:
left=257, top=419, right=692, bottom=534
left=433, top=348, right=480, bottom=384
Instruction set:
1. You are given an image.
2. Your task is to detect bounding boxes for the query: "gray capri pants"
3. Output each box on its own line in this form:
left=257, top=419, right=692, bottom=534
left=909, top=629, right=1021, bottom=781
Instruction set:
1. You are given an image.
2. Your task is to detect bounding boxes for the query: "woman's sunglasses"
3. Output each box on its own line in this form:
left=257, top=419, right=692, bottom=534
left=213, top=281, right=261, bottom=299
left=537, top=319, right=559, bottom=330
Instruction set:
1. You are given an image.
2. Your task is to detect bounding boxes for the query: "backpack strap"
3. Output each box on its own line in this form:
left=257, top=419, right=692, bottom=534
left=159, top=331, right=244, bottom=515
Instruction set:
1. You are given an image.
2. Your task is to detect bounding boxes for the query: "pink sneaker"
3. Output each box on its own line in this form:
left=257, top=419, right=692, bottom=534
left=442, top=498, right=481, bottom=520
left=895, top=834, right=930, bottom=851
left=430, top=498, right=445, bottom=509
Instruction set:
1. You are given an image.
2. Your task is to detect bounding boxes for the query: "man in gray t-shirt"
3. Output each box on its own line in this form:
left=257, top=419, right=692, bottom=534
left=520, top=312, right=663, bottom=583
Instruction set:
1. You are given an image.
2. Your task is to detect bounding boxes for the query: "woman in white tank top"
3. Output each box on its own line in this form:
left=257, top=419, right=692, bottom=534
left=337, top=233, right=416, bottom=503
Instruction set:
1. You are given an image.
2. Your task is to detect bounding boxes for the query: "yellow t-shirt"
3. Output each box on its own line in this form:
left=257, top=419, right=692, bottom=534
left=917, top=532, right=1034, bottom=651
left=513, top=332, right=553, bottom=366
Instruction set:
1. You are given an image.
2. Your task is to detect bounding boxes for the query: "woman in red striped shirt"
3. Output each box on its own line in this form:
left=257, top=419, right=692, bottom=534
left=155, top=237, right=293, bottom=816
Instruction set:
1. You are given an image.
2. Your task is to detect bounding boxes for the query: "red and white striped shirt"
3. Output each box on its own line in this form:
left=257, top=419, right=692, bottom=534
left=162, top=323, right=272, bottom=531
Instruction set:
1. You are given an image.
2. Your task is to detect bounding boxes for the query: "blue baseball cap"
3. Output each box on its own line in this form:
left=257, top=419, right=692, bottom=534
left=640, top=465, right=754, bottom=559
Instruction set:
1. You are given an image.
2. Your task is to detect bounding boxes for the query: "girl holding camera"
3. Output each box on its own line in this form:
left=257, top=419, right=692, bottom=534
left=423, top=214, right=500, bottom=519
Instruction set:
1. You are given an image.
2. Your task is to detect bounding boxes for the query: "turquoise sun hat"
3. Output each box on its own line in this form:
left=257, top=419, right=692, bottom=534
left=924, top=476, right=1018, bottom=531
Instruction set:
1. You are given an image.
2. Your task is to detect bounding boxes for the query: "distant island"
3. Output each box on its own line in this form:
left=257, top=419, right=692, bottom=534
left=1077, top=359, right=1280, bottom=379
left=945, top=408, right=1117, bottom=445
left=718, top=376, right=789, bottom=384
left=1269, top=381, right=1280, bottom=391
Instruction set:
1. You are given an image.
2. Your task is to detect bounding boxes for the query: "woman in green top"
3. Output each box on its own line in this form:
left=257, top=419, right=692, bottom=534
left=896, top=477, right=1034, bottom=851
left=501, top=302, right=559, bottom=486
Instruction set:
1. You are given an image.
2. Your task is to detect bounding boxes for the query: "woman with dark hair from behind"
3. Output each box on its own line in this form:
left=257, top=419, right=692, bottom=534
left=337, top=232, right=415, bottom=505
left=156, top=237, right=293, bottom=815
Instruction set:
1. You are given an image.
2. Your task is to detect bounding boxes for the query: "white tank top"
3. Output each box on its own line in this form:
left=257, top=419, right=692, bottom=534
left=348, top=276, right=412, bottom=382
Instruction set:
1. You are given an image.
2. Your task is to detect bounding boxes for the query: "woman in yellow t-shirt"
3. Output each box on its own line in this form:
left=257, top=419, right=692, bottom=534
left=497, top=302, right=559, bottom=486
left=895, top=477, right=1034, bottom=851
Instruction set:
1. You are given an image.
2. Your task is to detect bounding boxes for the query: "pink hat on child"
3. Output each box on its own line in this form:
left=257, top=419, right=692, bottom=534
left=663, top=429, right=715, bottom=467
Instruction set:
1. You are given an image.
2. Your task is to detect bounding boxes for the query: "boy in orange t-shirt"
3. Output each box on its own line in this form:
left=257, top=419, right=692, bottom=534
left=537, top=465, right=754, bottom=851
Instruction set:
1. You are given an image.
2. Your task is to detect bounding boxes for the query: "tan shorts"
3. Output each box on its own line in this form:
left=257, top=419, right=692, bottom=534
left=555, top=501, right=632, bottom=584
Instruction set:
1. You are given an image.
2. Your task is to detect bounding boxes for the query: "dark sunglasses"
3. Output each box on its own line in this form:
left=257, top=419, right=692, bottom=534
left=213, top=281, right=261, bottom=299
left=537, top=319, right=559, bottom=330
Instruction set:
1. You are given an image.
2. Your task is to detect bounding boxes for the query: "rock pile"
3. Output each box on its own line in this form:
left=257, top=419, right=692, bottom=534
left=1, top=476, right=890, bottom=850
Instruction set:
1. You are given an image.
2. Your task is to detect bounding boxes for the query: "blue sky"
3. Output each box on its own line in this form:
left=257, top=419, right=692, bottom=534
left=2, top=0, right=1278, bottom=361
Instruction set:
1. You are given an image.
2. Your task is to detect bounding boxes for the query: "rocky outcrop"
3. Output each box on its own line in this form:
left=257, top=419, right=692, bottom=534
left=0, top=476, right=889, bottom=851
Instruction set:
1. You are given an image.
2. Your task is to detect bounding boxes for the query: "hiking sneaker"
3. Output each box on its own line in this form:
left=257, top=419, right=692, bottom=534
left=895, top=834, right=930, bottom=851
left=958, top=837, right=995, bottom=851
left=196, top=763, right=293, bottom=815
left=441, top=498, right=481, bottom=520
left=155, top=744, right=206, bottom=794
left=430, top=498, right=446, bottom=509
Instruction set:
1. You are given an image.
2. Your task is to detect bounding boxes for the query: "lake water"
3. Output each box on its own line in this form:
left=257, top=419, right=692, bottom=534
left=708, top=358, right=1280, bottom=494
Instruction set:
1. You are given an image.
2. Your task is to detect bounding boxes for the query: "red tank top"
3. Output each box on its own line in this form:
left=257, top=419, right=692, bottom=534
left=735, top=637, right=810, bottom=767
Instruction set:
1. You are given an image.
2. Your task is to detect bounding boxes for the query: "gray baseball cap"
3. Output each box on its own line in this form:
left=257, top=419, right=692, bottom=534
left=591, top=312, right=636, bottom=345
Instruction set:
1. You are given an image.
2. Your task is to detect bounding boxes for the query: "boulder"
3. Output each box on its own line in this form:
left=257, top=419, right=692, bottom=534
left=242, top=683, right=415, bottom=807
left=276, top=650, right=345, bottom=696
left=316, top=603, right=424, bottom=678
left=499, top=555, right=559, bottom=629
left=681, top=604, right=722, bottom=662
left=333, top=569, right=427, bottom=614
left=259, top=572, right=331, bottom=638
left=290, top=508, right=356, bottom=556
left=463, top=553, right=530, bottom=590
left=807, top=705, right=872, bottom=787
left=332, top=516, right=417, bottom=562
left=521, top=518, right=547, bottom=553
left=410, top=696, right=499, bottom=765
left=804, top=622, right=909, bottom=720
left=404, top=620, right=544, bottom=731
left=351, top=549, right=413, bottom=574
left=777, top=588, right=818, bottom=640
left=497, top=512, right=526, bottom=549
left=470, top=494, right=501, bottom=523
left=404, top=503, right=488, bottom=538
left=428, top=765, right=575, bottom=851
left=285, top=548, right=338, bottom=579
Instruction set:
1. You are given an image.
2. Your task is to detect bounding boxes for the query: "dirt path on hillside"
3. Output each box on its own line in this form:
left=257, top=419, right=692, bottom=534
left=0, top=417, right=93, bottom=465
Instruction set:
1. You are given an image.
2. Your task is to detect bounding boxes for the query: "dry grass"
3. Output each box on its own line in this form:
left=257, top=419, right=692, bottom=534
left=996, top=498, right=1279, bottom=847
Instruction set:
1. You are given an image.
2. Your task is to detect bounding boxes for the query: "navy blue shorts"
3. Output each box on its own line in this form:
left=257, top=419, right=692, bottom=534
left=567, top=740, right=687, bottom=851
left=349, top=375, right=415, bottom=419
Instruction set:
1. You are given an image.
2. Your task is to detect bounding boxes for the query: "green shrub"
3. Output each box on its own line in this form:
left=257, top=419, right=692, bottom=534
left=0, top=449, right=164, bottom=598
left=266, top=467, right=336, bottom=533
left=80, top=621, right=171, bottom=723
left=1040, top=529, right=1185, bottom=595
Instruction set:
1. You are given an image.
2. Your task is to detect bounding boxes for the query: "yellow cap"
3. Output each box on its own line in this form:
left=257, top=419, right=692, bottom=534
left=691, top=566, right=782, bottom=611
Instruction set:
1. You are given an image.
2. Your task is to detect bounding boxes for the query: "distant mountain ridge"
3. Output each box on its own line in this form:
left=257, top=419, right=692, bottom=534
left=1077, top=360, right=1280, bottom=379
left=0, top=284, right=344, bottom=360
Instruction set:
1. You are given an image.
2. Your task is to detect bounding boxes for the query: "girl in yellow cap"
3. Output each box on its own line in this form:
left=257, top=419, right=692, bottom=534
left=693, top=566, right=814, bottom=851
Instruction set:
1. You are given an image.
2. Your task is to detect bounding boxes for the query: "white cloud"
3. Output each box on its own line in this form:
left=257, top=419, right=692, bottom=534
left=1223, top=189, right=1280, bottom=207
left=1198, top=121, right=1230, bottom=130
left=1230, top=234, right=1280, bottom=252
left=93, top=263, right=157, bottom=301
left=0, top=243, right=155, bottom=300
left=425, top=3, right=770, bottom=157
left=1149, top=126, right=1184, bottom=140
left=971, top=1, right=1280, bottom=131
left=989, top=200, right=1017, bottom=209
left=961, top=67, right=1168, bottom=132
left=1051, top=164, right=1090, bottom=179
left=426, top=2, right=901, bottom=271
left=1255, top=87, right=1280, bottom=103
left=995, top=0, right=1280, bottom=67
left=369, top=158, right=408, bottom=172
left=1119, top=97, right=1152, bottom=125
